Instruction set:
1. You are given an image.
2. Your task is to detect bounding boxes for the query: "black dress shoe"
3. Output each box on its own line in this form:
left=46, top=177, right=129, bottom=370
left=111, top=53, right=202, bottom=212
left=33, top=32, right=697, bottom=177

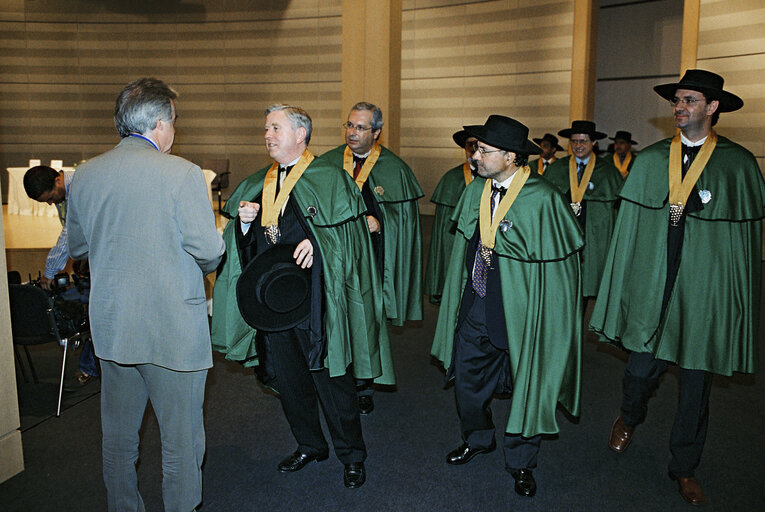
left=277, top=450, right=328, bottom=472
left=343, top=461, right=366, bottom=488
left=511, top=468, right=537, bottom=497
left=358, top=395, right=374, bottom=415
left=445, top=439, right=496, bottom=465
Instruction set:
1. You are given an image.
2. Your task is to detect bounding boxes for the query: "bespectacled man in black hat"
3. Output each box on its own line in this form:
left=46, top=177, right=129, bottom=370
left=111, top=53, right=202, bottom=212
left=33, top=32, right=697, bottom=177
left=591, top=69, right=764, bottom=506
left=431, top=115, right=584, bottom=498
left=609, top=130, right=638, bottom=178
left=544, top=120, right=623, bottom=301
left=211, top=104, right=394, bottom=489
left=528, top=133, right=563, bottom=175
left=424, top=128, right=479, bottom=303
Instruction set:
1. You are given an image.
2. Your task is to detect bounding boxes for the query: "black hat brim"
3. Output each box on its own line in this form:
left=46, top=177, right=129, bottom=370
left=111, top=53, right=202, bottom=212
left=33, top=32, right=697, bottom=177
left=532, top=137, right=564, bottom=151
left=558, top=128, right=607, bottom=140
left=452, top=126, right=482, bottom=148
left=236, top=244, right=311, bottom=332
left=464, top=125, right=541, bottom=155
left=653, top=83, right=743, bottom=113
left=608, top=136, right=638, bottom=145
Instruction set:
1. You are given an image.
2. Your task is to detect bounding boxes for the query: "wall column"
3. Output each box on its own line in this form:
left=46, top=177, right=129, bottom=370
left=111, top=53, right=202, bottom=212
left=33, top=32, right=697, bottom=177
left=341, top=0, right=402, bottom=153
left=0, top=182, right=24, bottom=482
left=680, top=0, right=700, bottom=73
left=569, top=0, right=598, bottom=121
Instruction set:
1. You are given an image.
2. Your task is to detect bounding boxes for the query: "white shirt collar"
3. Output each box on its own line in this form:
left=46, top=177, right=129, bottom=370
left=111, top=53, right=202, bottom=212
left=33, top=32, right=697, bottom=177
left=680, top=132, right=708, bottom=147
left=280, top=155, right=301, bottom=169
left=352, top=149, right=372, bottom=159
left=493, top=172, right=516, bottom=190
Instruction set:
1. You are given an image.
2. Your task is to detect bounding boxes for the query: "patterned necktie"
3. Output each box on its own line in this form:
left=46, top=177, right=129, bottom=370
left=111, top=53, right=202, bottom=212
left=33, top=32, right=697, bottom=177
left=576, top=161, right=585, bottom=183
left=472, top=186, right=502, bottom=298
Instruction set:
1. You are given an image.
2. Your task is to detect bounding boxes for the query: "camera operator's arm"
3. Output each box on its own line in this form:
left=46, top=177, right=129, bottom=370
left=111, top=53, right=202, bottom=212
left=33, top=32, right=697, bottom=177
left=42, top=224, right=71, bottom=290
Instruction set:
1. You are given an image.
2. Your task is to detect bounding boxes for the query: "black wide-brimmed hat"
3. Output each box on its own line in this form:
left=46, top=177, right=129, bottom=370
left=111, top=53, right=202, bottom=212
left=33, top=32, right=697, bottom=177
left=532, top=133, right=564, bottom=151
left=609, top=130, right=638, bottom=145
left=452, top=126, right=481, bottom=148
left=464, top=115, right=541, bottom=155
left=236, top=244, right=311, bottom=332
left=653, top=69, right=743, bottom=112
left=558, top=120, right=607, bottom=140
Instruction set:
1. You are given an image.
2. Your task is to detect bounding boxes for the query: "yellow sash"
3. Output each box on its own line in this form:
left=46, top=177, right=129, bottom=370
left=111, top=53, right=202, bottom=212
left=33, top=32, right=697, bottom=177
left=261, top=149, right=314, bottom=229
left=462, top=162, right=474, bottom=186
left=668, top=130, right=717, bottom=206
left=479, top=166, right=530, bottom=250
left=537, top=157, right=556, bottom=175
left=613, top=152, right=632, bottom=178
left=343, top=144, right=381, bottom=190
left=568, top=157, right=596, bottom=203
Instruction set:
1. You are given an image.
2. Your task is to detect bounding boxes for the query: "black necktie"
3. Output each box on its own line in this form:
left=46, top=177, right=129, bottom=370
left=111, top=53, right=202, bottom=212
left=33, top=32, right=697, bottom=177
left=276, top=165, right=294, bottom=196
left=490, top=185, right=506, bottom=216
left=681, top=145, right=701, bottom=176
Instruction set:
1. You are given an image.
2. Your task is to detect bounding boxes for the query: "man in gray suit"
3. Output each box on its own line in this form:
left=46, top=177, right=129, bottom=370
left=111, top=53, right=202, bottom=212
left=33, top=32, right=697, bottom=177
left=67, top=77, right=225, bottom=512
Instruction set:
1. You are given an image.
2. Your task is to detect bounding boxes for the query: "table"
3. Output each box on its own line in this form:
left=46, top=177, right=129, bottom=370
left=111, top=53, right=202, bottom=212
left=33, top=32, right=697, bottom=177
left=6, top=167, right=73, bottom=217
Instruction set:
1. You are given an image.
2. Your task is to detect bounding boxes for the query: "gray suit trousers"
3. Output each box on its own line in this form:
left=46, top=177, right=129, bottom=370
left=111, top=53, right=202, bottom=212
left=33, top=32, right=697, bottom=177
left=100, top=360, right=207, bottom=512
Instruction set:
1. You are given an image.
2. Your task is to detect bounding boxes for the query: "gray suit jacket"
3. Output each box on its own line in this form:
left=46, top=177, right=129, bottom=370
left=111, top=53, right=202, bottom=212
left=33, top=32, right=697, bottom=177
left=67, top=136, right=225, bottom=371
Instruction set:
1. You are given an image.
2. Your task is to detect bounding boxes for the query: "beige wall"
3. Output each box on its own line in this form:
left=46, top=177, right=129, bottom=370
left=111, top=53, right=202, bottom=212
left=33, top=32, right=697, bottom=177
left=0, top=184, right=24, bottom=482
left=400, top=0, right=575, bottom=214
left=697, top=0, right=765, bottom=173
left=0, top=0, right=345, bottom=195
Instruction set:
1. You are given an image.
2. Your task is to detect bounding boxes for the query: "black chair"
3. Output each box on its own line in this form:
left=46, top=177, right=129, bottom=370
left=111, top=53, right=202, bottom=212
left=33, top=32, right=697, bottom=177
left=203, top=158, right=231, bottom=212
left=9, top=284, right=89, bottom=416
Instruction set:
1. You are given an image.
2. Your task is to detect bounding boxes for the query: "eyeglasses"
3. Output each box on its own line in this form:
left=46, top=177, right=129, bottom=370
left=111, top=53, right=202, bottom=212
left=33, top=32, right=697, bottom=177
left=465, top=141, right=478, bottom=152
left=475, top=146, right=503, bottom=155
left=569, top=139, right=591, bottom=146
left=669, top=96, right=704, bottom=107
left=343, top=122, right=373, bottom=133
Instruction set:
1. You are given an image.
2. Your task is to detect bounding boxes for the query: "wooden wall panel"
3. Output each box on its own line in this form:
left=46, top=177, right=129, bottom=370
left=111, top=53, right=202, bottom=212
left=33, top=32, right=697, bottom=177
left=0, top=1, right=343, bottom=198
left=402, top=0, right=574, bottom=214
left=697, top=0, right=765, bottom=169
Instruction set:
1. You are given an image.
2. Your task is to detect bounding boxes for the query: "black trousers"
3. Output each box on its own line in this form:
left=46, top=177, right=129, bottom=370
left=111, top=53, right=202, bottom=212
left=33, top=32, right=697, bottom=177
left=621, top=351, right=713, bottom=477
left=453, top=295, right=541, bottom=471
left=265, top=327, right=366, bottom=464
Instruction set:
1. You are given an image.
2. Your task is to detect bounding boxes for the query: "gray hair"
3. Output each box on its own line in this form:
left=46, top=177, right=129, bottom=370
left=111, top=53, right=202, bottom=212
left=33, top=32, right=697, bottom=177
left=114, top=78, right=177, bottom=138
left=350, top=102, right=383, bottom=131
left=265, top=104, right=313, bottom=145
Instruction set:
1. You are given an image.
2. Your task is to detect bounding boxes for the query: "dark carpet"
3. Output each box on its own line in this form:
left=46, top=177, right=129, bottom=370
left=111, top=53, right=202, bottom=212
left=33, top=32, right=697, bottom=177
left=2, top=218, right=764, bottom=511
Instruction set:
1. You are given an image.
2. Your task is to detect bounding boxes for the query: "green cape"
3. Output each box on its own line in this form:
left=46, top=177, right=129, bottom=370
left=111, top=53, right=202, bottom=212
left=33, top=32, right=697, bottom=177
left=432, top=173, right=585, bottom=437
left=544, top=155, right=623, bottom=296
left=424, top=163, right=470, bottom=298
left=322, top=144, right=424, bottom=325
left=210, top=156, right=395, bottom=384
left=590, top=136, right=764, bottom=376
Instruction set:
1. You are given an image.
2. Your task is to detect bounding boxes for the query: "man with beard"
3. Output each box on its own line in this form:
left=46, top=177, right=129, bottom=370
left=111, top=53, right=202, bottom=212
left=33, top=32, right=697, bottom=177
left=432, top=115, right=583, bottom=498
left=609, top=130, right=638, bottom=178
left=527, top=133, right=563, bottom=175
left=591, top=70, right=763, bottom=506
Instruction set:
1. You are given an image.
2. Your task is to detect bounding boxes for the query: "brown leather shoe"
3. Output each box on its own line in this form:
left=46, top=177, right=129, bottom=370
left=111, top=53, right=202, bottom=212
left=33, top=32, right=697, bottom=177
left=608, top=416, right=634, bottom=453
left=674, top=476, right=707, bottom=505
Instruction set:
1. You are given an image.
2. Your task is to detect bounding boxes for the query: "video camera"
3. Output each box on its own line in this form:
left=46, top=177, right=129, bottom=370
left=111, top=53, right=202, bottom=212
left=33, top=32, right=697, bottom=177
left=27, top=270, right=90, bottom=350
